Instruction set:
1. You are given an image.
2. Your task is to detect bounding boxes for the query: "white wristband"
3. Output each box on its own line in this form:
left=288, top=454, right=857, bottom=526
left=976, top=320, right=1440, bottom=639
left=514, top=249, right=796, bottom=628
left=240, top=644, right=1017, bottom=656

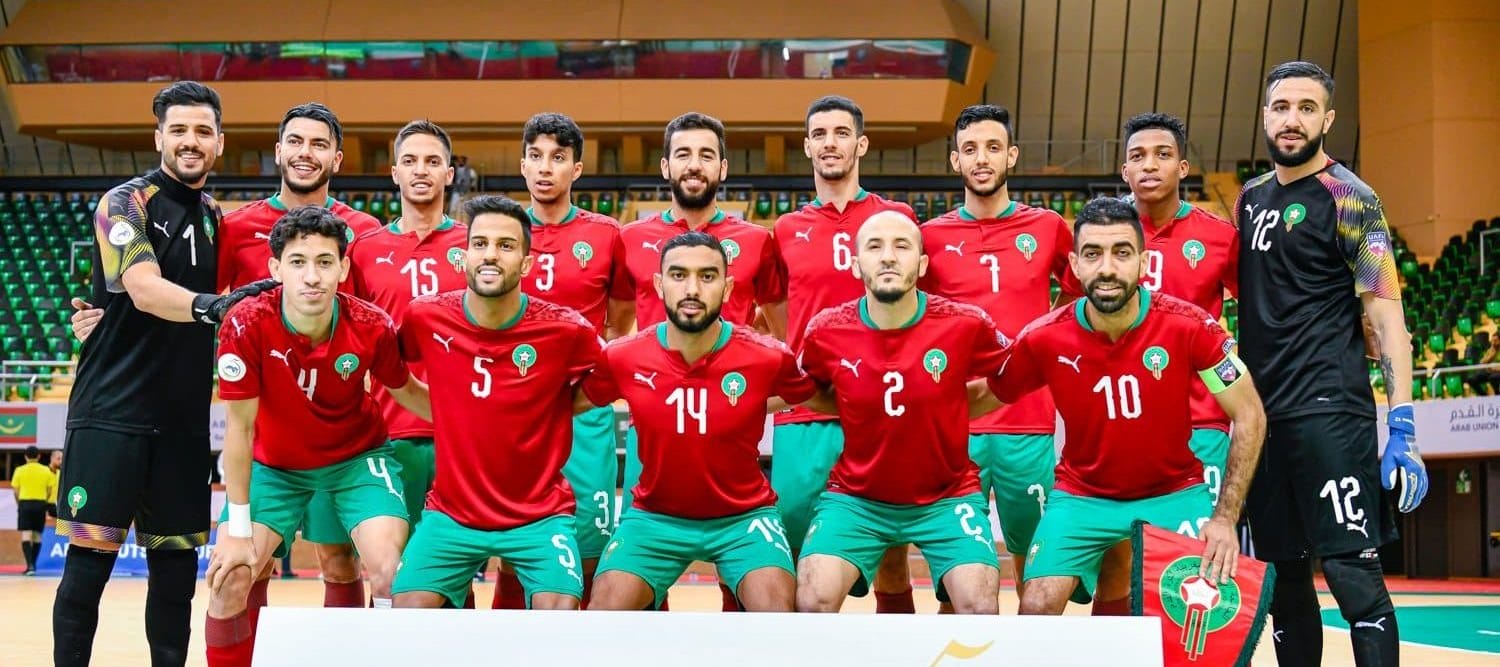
left=226, top=502, right=252, bottom=538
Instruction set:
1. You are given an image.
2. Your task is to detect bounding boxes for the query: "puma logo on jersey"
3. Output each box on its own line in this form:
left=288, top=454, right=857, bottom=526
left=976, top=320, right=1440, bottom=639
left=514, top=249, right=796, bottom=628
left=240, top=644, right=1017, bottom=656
left=839, top=358, right=863, bottom=378
left=432, top=333, right=454, bottom=353
left=269, top=348, right=291, bottom=368
left=1243, top=204, right=1259, bottom=219
left=1345, top=518, right=1369, bottom=538
left=253, top=232, right=271, bottom=241
left=1056, top=355, right=1082, bottom=373
left=152, top=221, right=171, bottom=236
left=943, top=242, right=965, bottom=256
left=794, top=229, right=812, bottom=242
left=228, top=317, right=245, bottom=336
left=1353, top=617, right=1387, bottom=632
left=642, top=240, right=662, bottom=252
left=633, top=372, right=658, bottom=390
left=1273, top=630, right=1284, bottom=643
left=375, top=252, right=395, bottom=265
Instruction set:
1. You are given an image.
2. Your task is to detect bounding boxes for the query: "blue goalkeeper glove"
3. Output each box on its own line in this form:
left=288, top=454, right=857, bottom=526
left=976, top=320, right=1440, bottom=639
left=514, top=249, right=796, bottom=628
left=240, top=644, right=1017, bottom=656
left=1381, top=403, right=1427, bottom=513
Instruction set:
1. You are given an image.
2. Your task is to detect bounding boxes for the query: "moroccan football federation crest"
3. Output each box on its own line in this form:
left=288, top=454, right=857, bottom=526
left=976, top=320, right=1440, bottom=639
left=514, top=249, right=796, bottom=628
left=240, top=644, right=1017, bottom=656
left=1282, top=203, right=1307, bottom=231
left=721, top=371, right=747, bottom=407
left=447, top=247, right=465, bottom=272
left=572, top=241, right=594, bottom=268
left=1182, top=240, right=1206, bottom=269
left=1142, top=346, right=1169, bottom=380
left=720, top=239, right=741, bottom=265
left=334, top=353, right=360, bottom=380
left=1133, top=523, right=1273, bottom=667
left=67, top=486, right=88, bottom=515
left=203, top=214, right=217, bottom=245
left=512, top=344, right=537, bottom=376
left=345, top=226, right=356, bottom=243
left=1015, top=233, right=1038, bottom=262
left=923, top=348, right=949, bottom=383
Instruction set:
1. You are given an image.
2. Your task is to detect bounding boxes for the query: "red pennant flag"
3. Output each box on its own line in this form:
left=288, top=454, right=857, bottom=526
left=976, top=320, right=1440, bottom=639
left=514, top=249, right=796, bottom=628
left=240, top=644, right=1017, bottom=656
left=1131, top=522, right=1275, bottom=666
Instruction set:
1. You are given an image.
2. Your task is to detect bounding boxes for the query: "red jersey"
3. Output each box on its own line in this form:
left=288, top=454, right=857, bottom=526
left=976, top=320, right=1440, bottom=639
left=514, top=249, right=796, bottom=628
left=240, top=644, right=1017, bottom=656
left=919, top=202, right=1081, bottom=435
left=1139, top=201, right=1241, bottom=432
left=611, top=210, right=785, bottom=329
left=346, top=217, right=470, bottom=440
left=399, top=292, right=601, bottom=530
left=988, top=289, right=1236, bottom=500
left=216, top=288, right=408, bottom=470
left=800, top=293, right=1007, bottom=505
left=772, top=190, right=914, bottom=426
left=583, top=322, right=815, bottom=518
left=217, top=195, right=381, bottom=292
left=522, top=205, right=629, bottom=332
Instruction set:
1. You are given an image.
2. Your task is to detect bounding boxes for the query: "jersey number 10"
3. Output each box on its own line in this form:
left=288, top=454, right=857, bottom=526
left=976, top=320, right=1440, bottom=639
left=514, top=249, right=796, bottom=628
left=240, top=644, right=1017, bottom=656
left=1092, top=375, right=1141, bottom=420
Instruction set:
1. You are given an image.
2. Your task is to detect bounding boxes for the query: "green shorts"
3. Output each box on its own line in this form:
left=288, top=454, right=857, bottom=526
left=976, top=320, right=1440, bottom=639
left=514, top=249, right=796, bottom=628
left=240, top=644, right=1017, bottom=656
left=1024, top=485, right=1212, bottom=602
left=770, top=421, right=844, bottom=553
left=969, top=433, right=1055, bottom=556
left=801, top=492, right=997, bottom=601
left=620, top=426, right=640, bottom=518
left=599, top=506, right=794, bottom=608
left=389, top=438, right=436, bottom=526
left=566, top=406, right=619, bottom=559
left=393, top=511, right=583, bottom=608
left=247, top=444, right=408, bottom=559
left=1190, top=429, right=1230, bottom=507
left=299, top=491, right=352, bottom=545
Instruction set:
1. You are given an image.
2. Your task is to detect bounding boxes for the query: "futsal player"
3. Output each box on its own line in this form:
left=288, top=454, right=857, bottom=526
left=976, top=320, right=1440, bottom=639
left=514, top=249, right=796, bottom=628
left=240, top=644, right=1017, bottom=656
left=392, top=195, right=599, bottom=610
left=1237, top=61, right=1423, bottom=667
left=795, top=211, right=1004, bottom=615
left=771, top=96, right=920, bottom=613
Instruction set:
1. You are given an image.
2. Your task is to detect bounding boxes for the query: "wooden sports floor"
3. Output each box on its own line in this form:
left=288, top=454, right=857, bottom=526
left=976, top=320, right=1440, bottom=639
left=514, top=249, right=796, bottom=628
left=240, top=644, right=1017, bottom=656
left=4, top=576, right=1497, bottom=666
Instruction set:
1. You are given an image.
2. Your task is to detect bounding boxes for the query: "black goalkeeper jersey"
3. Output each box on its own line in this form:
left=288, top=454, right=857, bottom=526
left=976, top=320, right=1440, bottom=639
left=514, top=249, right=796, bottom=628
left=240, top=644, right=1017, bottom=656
left=1234, top=160, right=1402, bottom=421
left=68, top=169, right=221, bottom=436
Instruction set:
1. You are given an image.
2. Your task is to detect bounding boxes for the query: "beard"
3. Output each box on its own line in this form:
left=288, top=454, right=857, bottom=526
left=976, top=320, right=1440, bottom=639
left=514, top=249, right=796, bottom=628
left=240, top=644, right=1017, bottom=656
left=865, top=269, right=915, bottom=304
left=1264, top=128, right=1325, bottom=167
left=666, top=298, right=721, bottom=333
left=962, top=166, right=1008, bottom=198
left=466, top=264, right=521, bottom=298
left=670, top=172, right=720, bottom=210
left=163, top=148, right=213, bottom=185
left=1085, top=276, right=1138, bottom=314
left=282, top=163, right=330, bottom=195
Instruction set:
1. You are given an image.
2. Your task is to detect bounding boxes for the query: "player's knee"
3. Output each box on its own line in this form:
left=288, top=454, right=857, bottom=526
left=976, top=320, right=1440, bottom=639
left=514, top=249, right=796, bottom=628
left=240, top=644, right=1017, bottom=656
left=1017, top=584, right=1067, bottom=616
left=211, top=565, right=255, bottom=608
left=1320, top=550, right=1394, bottom=623
left=530, top=593, right=580, bottom=610
left=950, top=593, right=999, bottom=615
left=737, top=571, right=796, bottom=612
left=794, top=578, right=841, bottom=613
left=315, top=544, right=360, bottom=583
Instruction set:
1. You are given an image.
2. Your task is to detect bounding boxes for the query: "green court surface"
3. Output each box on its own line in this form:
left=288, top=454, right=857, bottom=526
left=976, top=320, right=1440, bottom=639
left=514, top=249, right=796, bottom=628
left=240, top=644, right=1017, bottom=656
left=1322, top=606, right=1500, bottom=654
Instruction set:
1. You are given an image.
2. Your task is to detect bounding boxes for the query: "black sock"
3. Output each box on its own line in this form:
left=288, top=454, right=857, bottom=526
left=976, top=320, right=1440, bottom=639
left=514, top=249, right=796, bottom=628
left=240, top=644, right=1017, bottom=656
left=31, top=541, right=43, bottom=566
left=145, top=548, right=198, bottom=667
left=21, top=540, right=36, bottom=569
left=1270, top=558, right=1323, bottom=667
left=53, top=546, right=118, bottom=667
left=1323, top=550, right=1400, bottom=667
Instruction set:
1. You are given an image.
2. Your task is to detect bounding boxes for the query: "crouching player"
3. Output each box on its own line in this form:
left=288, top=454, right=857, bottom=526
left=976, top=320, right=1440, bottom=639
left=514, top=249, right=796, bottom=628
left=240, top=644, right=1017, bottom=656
left=204, top=206, right=431, bottom=667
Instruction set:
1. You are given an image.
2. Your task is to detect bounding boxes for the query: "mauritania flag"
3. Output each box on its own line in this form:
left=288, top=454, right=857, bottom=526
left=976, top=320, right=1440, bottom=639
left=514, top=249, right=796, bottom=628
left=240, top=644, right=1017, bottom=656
left=0, top=406, right=39, bottom=444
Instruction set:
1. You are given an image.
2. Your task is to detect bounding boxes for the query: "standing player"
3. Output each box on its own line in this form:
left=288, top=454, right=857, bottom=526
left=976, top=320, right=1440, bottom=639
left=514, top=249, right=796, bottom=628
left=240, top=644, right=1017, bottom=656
left=55, top=82, right=273, bottom=667
left=11, top=446, right=53, bottom=575
left=795, top=211, right=1004, bottom=615
left=581, top=232, right=827, bottom=611
left=203, top=207, right=429, bottom=667
left=1237, top=61, right=1422, bottom=667
left=393, top=195, right=599, bottom=610
left=978, top=197, right=1264, bottom=615
left=497, top=112, right=631, bottom=609
left=919, top=104, right=1080, bottom=601
left=771, top=96, right=919, bottom=613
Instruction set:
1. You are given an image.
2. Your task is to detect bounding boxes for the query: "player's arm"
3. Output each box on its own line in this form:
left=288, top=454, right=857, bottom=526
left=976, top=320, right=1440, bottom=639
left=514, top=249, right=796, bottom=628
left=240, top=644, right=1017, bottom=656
left=1196, top=352, right=1264, bottom=583
left=760, top=301, right=788, bottom=340
left=386, top=373, right=432, bottom=422
left=208, top=397, right=259, bottom=592
left=966, top=378, right=1004, bottom=418
left=1363, top=295, right=1412, bottom=405
left=765, top=385, right=838, bottom=415
left=605, top=298, right=635, bottom=341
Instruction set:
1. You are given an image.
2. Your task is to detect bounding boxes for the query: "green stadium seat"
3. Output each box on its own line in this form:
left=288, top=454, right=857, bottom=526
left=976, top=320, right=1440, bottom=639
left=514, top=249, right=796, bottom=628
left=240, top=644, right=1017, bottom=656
left=14, top=384, right=33, bottom=401
left=597, top=193, right=615, bottom=217
left=577, top=192, right=594, bottom=211
left=912, top=194, right=930, bottom=221
left=1068, top=192, right=1086, bottom=217
left=795, top=192, right=812, bottom=208
left=1048, top=193, right=1066, bottom=215
left=1235, top=160, right=1254, bottom=184
left=388, top=198, right=402, bottom=218
left=1457, top=315, right=1474, bottom=337
left=754, top=193, right=772, bottom=219
left=1444, top=373, right=1465, bottom=398
left=774, top=193, right=792, bottom=216
left=1428, top=333, right=1446, bottom=355
left=351, top=195, right=368, bottom=212
left=1488, top=299, right=1500, bottom=319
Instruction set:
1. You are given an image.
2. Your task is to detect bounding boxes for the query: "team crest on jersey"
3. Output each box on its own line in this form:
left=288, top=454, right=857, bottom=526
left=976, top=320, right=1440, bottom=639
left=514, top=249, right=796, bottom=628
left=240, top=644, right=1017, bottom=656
left=1159, top=555, right=1243, bottom=661
left=1015, top=233, right=1038, bottom=262
left=447, top=247, right=465, bottom=272
left=923, top=348, right=949, bottom=383
left=720, top=239, right=741, bottom=265
left=1282, top=203, right=1307, bottom=231
left=572, top=241, right=594, bottom=268
left=721, top=371, right=747, bottom=406
left=1182, top=240, right=1206, bottom=269
left=203, top=214, right=217, bottom=245
left=334, top=353, right=360, bottom=380
left=512, top=344, right=538, bottom=376
left=67, top=486, right=88, bottom=515
left=1142, top=346, right=1170, bottom=380
left=344, top=226, right=355, bottom=243
left=107, top=219, right=136, bottom=246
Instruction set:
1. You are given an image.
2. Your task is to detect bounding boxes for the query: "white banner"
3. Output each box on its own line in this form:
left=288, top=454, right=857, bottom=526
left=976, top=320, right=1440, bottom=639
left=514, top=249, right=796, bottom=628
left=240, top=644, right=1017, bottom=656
left=1375, top=396, right=1500, bottom=458
left=254, top=608, right=1163, bottom=667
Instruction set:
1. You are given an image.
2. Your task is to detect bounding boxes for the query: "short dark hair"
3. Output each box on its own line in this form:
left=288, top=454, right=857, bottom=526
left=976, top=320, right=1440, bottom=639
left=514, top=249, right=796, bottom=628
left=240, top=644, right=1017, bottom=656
left=1073, top=196, right=1144, bottom=249
left=523, top=112, right=585, bottom=162
left=464, top=194, right=531, bottom=252
left=395, top=119, right=452, bottom=164
left=152, top=81, right=222, bottom=130
left=1265, top=60, right=1335, bottom=106
left=1123, top=112, right=1188, bottom=154
left=24, top=446, right=38, bottom=459
left=954, top=104, right=1013, bottom=144
left=269, top=206, right=349, bottom=259
left=659, top=231, right=728, bottom=271
left=280, top=102, right=342, bottom=149
left=664, top=112, right=726, bottom=159
left=805, top=95, right=865, bottom=135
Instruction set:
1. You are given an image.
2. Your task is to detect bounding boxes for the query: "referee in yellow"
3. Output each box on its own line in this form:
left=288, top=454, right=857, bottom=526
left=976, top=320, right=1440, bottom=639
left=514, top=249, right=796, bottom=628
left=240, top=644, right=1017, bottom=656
left=12, top=446, right=55, bottom=575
